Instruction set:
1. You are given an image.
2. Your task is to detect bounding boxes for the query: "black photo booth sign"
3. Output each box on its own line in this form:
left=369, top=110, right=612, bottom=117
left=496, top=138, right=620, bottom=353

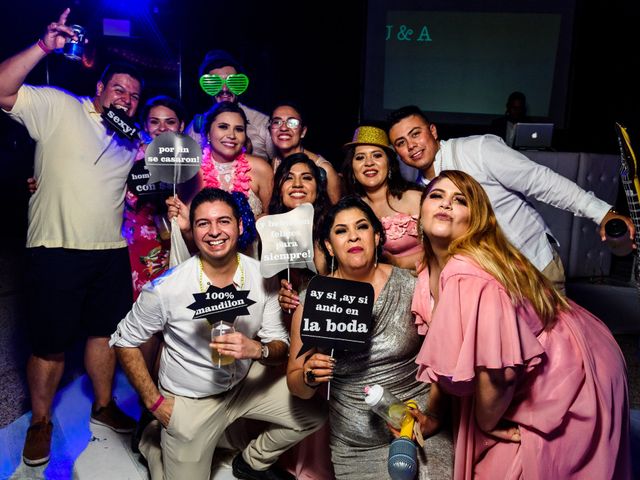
left=187, top=284, right=255, bottom=324
left=102, top=105, right=140, bottom=140
left=126, top=160, right=173, bottom=197
left=145, top=132, right=202, bottom=185
left=297, top=276, right=374, bottom=358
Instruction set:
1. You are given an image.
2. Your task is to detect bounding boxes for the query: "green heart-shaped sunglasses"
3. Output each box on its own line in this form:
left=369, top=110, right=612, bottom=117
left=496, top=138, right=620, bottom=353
left=199, top=73, right=249, bottom=96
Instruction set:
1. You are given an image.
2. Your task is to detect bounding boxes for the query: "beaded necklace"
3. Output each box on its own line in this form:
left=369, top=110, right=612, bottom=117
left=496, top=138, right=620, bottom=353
left=198, top=253, right=245, bottom=292
left=201, top=145, right=251, bottom=197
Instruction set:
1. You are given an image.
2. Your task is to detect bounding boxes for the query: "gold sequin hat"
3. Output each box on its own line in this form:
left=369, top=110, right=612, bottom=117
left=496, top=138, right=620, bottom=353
left=343, top=125, right=394, bottom=152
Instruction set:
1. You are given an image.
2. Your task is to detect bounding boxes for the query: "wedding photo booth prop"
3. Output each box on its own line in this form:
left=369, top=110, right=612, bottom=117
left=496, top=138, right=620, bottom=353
left=298, top=275, right=374, bottom=398
left=256, top=204, right=316, bottom=278
left=143, top=132, right=202, bottom=266
left=187, top=284, right=256, bottom=324
left=144, top=132, right=202, bottom=188
left=297, top=275, right=374, bottom=357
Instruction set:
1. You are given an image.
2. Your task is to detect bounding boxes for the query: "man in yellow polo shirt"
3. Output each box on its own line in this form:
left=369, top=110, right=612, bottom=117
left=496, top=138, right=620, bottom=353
left=0, top=8, right=142, bottom=466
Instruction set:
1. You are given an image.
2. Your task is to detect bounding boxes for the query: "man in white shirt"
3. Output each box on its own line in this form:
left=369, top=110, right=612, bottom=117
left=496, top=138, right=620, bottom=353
left=0, top=8, right=140, bottom=467
left=111, top=187, right=326, bottom=480
left=387, top=105, right=635, bottom=288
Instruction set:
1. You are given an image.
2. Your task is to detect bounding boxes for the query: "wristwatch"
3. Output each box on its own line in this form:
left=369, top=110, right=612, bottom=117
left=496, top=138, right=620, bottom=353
left=260, top=343, right=269, bottom=360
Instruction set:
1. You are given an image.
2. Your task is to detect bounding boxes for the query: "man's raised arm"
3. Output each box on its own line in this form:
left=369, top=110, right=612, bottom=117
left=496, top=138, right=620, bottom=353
left=0, top=8, right=76, bottom=110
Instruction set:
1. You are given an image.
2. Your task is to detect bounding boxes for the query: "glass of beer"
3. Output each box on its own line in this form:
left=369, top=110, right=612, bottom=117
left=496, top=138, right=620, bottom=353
left=210, top=321, right=235, bottom=368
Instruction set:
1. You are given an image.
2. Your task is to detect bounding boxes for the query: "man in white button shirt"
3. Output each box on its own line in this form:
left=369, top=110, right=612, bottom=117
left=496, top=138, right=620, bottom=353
left=111, top=188, right=326, bottom=480
left=387, top=105, right=635, bottom=290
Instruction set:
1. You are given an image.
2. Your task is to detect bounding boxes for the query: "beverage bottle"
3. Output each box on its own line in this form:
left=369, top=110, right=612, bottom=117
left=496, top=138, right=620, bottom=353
left=364, top=384, right=410, bottom=430
left=604, top=218, right=633, bottom=257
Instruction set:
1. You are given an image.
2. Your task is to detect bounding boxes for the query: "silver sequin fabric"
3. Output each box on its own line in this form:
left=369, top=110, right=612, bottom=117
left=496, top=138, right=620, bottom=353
left=327, top=267, right=453, bottom=479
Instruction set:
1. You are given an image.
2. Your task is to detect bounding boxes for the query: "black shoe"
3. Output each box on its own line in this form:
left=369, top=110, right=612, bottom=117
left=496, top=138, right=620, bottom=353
left=232, top=453, right=295, bottom=480
left=90, top=399, right=136, bottom=433
left=131, top=408, right=155, bottom=454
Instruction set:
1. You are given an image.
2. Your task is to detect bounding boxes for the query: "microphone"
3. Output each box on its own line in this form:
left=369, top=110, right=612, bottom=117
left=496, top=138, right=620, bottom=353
left=387, top=400, right=418, bottom=480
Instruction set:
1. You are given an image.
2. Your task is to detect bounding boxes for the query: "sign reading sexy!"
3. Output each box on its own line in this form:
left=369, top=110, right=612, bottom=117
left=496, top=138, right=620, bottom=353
left=256, top=203, right=316, bottom=277
left=296, top=275, right=374, bottom=358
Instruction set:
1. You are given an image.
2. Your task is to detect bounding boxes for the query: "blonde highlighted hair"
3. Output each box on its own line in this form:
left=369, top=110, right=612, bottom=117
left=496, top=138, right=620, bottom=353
left=420, top=170, right=568, bottom=328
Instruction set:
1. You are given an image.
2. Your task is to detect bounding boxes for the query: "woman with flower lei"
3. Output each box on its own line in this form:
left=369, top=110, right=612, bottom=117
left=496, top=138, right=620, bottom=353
left=168, top=101, right=270, bottom=254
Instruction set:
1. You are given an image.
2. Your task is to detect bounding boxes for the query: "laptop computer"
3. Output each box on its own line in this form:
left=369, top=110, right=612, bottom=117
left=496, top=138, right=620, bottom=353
left=513, top=122, right=554, bottom=150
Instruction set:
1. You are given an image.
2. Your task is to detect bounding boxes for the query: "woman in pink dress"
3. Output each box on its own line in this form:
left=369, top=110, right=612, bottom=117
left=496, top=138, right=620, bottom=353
left=411, top=170, right=631, bottom=479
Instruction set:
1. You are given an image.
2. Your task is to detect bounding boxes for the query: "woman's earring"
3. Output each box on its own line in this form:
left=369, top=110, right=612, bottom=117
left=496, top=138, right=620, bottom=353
left=375, top=250, right=378, bottom=268
left=331, top=255, right=335, bottom=272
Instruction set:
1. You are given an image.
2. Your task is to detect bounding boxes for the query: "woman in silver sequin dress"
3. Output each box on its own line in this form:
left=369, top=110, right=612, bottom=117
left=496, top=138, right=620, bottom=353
left=286, top=196, right=452, bottom=479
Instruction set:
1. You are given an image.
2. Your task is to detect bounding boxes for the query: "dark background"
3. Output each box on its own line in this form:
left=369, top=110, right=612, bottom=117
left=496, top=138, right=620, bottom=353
left=1, top=0, right=640, bottom=247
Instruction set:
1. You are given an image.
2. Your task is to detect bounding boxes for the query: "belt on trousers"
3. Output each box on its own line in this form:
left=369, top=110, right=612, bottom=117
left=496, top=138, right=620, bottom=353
left=159, top=383, right=230, bottom=400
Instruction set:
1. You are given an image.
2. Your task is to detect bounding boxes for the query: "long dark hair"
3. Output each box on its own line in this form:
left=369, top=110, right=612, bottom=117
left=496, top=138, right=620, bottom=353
left=341, top=143, right=423, bottom=205
left=318, top=195, right=386, bottom=272
left=139, top=95, right=187, bottom=126
left=269, top=153, right=329, bottom=240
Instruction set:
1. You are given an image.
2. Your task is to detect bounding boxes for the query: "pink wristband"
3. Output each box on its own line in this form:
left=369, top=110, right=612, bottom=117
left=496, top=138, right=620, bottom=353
left=37, top=39, right=53, bottom=55
left=149, top=394, right=165, bottom=413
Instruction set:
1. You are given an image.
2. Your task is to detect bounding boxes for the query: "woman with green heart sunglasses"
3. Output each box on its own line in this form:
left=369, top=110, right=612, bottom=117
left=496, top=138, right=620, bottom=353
left=269, top=101, right=341, bottom=204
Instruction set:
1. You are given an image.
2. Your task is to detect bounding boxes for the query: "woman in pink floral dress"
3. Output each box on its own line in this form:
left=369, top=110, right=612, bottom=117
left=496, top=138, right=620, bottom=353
left=122, top=96, right=186, bottom=299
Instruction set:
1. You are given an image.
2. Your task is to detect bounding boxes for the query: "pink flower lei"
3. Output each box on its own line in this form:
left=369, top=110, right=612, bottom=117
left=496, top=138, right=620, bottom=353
left=201, top=145, right=252, bottom=197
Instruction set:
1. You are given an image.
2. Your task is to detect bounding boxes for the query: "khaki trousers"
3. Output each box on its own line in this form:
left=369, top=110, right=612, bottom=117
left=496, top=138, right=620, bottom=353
left=142, top=361, right=328, bottom=480
left=541, top=247, right=566, bottom=295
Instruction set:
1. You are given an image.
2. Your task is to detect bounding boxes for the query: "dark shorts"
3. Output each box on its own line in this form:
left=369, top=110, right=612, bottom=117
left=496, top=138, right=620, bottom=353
left=26, top=247, right=133, bottom=356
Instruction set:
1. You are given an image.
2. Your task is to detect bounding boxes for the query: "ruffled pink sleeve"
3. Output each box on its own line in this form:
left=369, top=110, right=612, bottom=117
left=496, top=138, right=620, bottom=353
left=415, top=257, right=545, bottom=396
left=411, top=268, right=433, bottom=335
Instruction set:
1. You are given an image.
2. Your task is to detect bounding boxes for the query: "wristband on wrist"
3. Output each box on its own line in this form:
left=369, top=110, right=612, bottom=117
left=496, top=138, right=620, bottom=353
left=149, top=394, right=165, bottom=413
left=36, top=39, right=54, bottom=55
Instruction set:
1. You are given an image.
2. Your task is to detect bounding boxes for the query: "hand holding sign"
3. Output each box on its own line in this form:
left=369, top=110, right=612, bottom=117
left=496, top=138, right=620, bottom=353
left=256, top=204, right=316, bottom=278
left=297, top=275, right=374, bottom=399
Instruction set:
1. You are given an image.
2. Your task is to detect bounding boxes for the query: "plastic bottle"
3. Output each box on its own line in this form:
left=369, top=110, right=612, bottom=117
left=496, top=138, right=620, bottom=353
left=605, top=218, right=633, bottom=257
left=364, top=384, right=410, bottom=430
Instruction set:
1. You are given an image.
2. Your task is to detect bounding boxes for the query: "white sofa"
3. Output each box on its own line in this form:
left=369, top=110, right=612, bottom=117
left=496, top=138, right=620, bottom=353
left=399, top=149, right=640, bottom=333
